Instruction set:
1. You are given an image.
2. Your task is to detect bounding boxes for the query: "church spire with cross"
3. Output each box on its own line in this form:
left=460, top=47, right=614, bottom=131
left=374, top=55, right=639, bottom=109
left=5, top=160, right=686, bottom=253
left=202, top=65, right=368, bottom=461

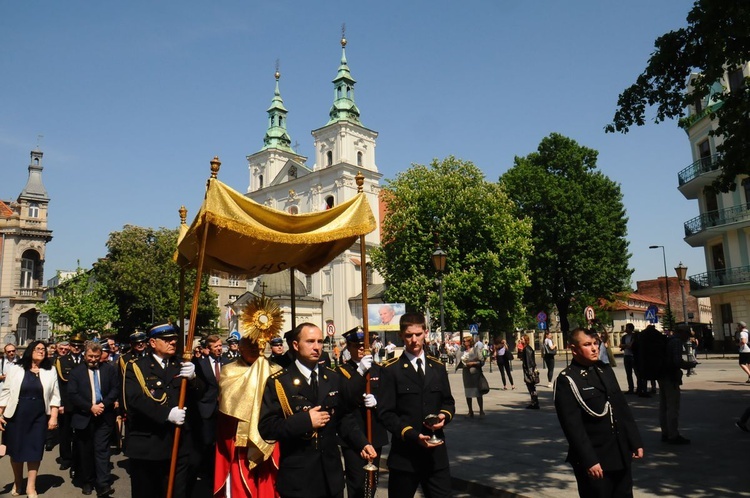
left=262, top=65, right=295, bottom=153
left=327, top=31, right=361, bottom=126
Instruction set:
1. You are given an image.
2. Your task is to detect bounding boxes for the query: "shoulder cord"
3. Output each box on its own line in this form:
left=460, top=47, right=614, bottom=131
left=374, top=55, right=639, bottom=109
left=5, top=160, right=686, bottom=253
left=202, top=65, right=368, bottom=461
left=55, top=359, right=67, bottom=382
left=561, top=374, right=613, bottom=427
left=274, top=379, right=293, bottom=418
left=130, top=362, right=167, bottom=405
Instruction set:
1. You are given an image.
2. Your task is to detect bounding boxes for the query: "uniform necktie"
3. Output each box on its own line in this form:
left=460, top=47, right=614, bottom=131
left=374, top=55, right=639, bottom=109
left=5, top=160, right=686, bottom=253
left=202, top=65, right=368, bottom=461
left=162, top=358, right=168, bottom=369
left=214, top=358, right=221, bottom=380
left=93, top=369, right=102, bottom=404
left=310, top=370, right=319, bottom=400
left=417, top=358, right=425, bottom=382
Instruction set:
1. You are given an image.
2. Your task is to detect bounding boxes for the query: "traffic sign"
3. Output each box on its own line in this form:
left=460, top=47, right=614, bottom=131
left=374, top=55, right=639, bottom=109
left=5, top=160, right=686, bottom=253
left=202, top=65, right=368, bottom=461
left=536, top=311, right=547, bottom=323
left=645, top=305, right=659, bottom=323
left=469, top=323, right=479, bottom=335
left=229, top=330, right=241, bottom=341
left=584, top=306, right=596, bottom=322
left=538, top=321, right=547, bottom=330
left=326, top=323, right=336, bottom=337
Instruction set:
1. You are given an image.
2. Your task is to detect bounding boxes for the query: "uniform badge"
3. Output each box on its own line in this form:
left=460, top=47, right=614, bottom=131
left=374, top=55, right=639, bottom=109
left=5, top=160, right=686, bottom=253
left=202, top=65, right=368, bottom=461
left=293, top=378, right=301, bottom=386
left=156, top=381, right=162, bottom=387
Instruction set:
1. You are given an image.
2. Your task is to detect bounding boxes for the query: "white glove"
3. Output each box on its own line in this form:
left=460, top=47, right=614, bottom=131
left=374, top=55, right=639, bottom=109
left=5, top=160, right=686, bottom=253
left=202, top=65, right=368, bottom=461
left=167, top=407, right=186, bottom=426
left=363, top=393, right=377, bottom=408
left=357, top=355, right=374, bottom=376
left=179, top=361, right=196, bottom=380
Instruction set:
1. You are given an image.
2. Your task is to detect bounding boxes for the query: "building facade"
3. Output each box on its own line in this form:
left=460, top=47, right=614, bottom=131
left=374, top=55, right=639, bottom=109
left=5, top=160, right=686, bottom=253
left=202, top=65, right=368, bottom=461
left=678, top=63, right=750, bottom=349
left=0, top=148, right=53, bottom=345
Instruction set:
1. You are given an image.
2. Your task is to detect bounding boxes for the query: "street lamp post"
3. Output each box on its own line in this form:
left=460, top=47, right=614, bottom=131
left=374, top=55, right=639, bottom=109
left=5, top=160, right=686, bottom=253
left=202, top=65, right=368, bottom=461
left=432, top=246, right=447, bottom=335
left=675, top=262, right=689, bottom=326
left=649, top=245, right=672, bottom=329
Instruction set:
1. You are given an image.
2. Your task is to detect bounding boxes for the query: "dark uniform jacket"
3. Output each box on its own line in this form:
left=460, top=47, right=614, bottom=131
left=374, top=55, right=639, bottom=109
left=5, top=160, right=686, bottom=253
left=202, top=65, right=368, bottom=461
left=221, top=350, right=240, bottom=363
left=269, top=352, right=292, bottom=369
left=68, top=361, right=120, bottom=430
left=337, top=360, right=390, bottom=449
left=123, top=354, right=205, bottom=461
left=259, top=362, right=368, bottom=498
left=377, top=353, right=455, bottom=473
left=554, top=360, right=642, bottom=471
left=55, top=354, right=84, bottom=411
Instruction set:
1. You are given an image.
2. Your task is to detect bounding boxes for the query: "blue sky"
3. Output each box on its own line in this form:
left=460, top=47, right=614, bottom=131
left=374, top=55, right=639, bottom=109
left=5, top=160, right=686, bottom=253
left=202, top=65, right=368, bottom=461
left=1, top=0, right=702, bottom=289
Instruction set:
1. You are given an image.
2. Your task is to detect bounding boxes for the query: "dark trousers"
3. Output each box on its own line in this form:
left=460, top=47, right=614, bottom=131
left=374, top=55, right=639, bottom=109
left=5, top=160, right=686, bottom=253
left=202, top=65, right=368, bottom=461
left=572, top=465, right=633, bottom=498
left=658, top=375, right=682, bottom=439
left=388, top=467, right=452, bottom=498
left=130, top=456, right=190, bottom=498
left=59, top=410, right=75, bottom=464
left=342, top=446, right=381, bottom=498
left=75, top=417, right=113, bottom=490
left=623, top=355, right=635, bottom=392
left=543, top=354, right=555, bottom=382
left=496, top=359, right=514, bottom=387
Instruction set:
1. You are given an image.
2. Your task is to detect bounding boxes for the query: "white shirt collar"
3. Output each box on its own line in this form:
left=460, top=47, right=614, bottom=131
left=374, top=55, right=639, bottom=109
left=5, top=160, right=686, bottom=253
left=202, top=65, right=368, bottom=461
left=402, top=349, right=426, bottom=371
left=152, top=353, right=169, bottom=368
left=295, top=359, right=318, bottom=384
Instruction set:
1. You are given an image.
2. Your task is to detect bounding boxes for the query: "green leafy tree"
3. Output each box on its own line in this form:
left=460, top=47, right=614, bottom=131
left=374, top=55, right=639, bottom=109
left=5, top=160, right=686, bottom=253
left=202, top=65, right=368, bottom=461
left=371, top=156, right=532, bottom=332
left=41, top=268, right=119, bottom=335
left=606, top=0, right=750, bottom=191
left=499, top=133, right=632, bottom=334
left=94, top=225, right=218, bottom=335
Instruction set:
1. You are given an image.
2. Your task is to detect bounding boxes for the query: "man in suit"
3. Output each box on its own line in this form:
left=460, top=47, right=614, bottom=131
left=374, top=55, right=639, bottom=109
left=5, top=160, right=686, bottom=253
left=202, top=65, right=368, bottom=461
left=338, top=327, right=389, bottom=498
left=377, top=312, right=455, bottom=498
left=68, top=341, right=119, bottom=497
left=55, top=332, right=87, bottom=475
left=123, top=323, right=204, bottom=498
left=554, top=327, right=644, bottom=498
left=195, top=334, right=226, bottom=475
left=259, top=322, right=376, bottom=498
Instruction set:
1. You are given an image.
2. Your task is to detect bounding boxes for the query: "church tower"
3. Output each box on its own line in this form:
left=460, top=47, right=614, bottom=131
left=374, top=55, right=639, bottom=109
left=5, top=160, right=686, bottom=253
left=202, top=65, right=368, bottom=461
left=246, top=69, right=308, bottom=195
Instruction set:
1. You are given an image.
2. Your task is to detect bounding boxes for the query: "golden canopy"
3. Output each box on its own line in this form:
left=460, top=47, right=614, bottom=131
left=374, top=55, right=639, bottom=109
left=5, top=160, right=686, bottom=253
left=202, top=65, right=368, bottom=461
left=176, top=177, right=376, bottom=278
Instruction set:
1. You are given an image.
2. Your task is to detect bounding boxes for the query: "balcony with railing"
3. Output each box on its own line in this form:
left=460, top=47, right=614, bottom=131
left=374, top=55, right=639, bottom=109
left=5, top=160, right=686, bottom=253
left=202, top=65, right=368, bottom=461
left=683, top=203, right=750, bottom=246
left=14, top=288, right=44, bottom=299
left=678, top=154, right=721, bottom=199
left=689, top=265, right=750, bottom=297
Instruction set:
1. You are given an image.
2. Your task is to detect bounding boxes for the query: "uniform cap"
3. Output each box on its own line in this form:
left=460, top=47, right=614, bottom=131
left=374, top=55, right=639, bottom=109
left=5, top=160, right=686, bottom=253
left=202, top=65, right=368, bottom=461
left=69, top=333, right=87, bottom=345
left=227, top=336, right=239, bottom=345
left=148, top=323, right=178, bottom=339
left=100, top=342, right=111, bottom=353
left=343, top=326, right=365, bottom=344
left=129, top=331, right=148, bottom=343
left=270, top=337, right=284, bottom=346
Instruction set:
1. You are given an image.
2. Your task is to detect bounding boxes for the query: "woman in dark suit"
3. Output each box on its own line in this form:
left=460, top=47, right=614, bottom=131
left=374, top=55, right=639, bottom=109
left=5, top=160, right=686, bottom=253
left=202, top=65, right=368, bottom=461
left=0, top=341, right=60, bottom=497
left=520, top=335, right=540, bottom=409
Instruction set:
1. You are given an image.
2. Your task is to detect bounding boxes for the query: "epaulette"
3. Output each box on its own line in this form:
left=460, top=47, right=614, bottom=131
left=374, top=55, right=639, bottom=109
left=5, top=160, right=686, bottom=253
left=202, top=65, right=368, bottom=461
left=381, top=357, right=399, bottom=368
left=270, top=369, right=286, bottom=379
left=426, top=354, right=443, bottom=365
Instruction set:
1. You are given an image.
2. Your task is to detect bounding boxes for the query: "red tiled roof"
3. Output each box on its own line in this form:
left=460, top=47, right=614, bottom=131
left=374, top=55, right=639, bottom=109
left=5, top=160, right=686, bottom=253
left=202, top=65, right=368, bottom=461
left=0, top=200, right=13, bottom=218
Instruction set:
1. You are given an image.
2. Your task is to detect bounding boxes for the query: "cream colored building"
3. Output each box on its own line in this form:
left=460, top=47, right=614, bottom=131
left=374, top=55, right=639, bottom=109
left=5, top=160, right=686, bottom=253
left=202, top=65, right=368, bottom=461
left=0, top=148, right=53, bottom=345
left=679, top=62, right=750, bottom=348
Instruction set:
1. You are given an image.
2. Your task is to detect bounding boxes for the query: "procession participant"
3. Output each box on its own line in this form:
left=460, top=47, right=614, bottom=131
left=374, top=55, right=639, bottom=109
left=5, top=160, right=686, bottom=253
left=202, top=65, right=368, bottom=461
left=55, top=332, right=86, bottom=475
left=214, top=337, right=281, bottom=498
left=554, top=327, right=643, bottom=498
left=268, top=336, right=291, bottom=369
left=123, top=323, right=204, bottom=498
left=68, top=341, right=119, bottom=497
left=378, top=312, right=455, bottom=498
left=118, top=331, right=148, bottom=377
left=259, top=322, right=375, bottom=498
left=338, top=327, right=389, bottom=498
left=222, top=336, right=240, bottom=362
left=195, top=335, right=228, bottom=477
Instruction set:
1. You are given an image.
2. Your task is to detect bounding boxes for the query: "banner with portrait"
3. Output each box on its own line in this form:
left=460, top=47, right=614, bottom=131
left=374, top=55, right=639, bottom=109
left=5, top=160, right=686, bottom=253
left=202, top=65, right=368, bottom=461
left=368, top=303, right=406, bottom=332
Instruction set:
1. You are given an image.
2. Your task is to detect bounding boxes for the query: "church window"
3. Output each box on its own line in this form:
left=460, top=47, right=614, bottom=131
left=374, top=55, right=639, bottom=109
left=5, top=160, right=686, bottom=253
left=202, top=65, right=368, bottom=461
left=325, top=196, right=334, bottom=209
left=259, top=175, right=264, bottom=189
left=357, top=152, right=363, bottom=167
left=20, top=258, right=34, bottom=289
left=323, top=269, right=332, bottom=294
left=288, top=206, right=299, bottom=215
left=306, top=274, right=313, bottom=293
left=366, top=263, right=374, bottom=285
left=326, top=151, right=333, bottom=167
left=270, top=116, right=275, bottom=126
left=279, top=116, right=283, bottom=127
left=28, top=203, right=39, bottom=218
left=346, top=86, right=351, bottom=98
left=337, top=86, right=342, bottom=98
left=729, top=68, right=745, bottom=94
left=289, top=165, right=297, bottom=178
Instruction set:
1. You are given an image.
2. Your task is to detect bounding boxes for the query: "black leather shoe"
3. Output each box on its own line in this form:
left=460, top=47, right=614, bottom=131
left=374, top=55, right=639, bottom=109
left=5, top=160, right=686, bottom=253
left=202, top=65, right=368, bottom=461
left=82, top=484, right=94, bottom=495
left=59, top=461, right=71, bottom=471
left=666, top=435, right=691, bottom=445
left=96, top=485, right=114, bottom=497
left=45, top=441, right=54, bottom=451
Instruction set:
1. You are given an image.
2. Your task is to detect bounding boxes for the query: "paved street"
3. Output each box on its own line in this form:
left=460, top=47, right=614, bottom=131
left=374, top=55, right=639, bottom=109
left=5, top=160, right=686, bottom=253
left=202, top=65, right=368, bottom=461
left=1, top=354, right=749, bottom=497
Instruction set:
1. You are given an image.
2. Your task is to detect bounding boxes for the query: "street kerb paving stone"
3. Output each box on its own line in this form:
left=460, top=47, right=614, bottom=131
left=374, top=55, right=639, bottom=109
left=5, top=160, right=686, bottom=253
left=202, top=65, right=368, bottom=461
left=2, top=355, right=749, bottom=497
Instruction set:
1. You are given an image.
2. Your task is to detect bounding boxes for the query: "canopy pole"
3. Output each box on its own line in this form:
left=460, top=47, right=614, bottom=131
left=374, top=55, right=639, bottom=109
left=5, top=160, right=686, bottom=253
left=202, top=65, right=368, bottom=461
left=356, top=172, right=377, bottom=494
left=178, top=205, right=188, bottom=354
left=168, top=158, right=219, bottom=498
left=290, top=268, right=296, bottom=330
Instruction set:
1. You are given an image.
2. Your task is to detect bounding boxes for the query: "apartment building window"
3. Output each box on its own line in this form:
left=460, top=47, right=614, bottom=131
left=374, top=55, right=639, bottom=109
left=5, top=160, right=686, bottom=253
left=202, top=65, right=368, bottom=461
left=228, top=275, right=241, bottom=287
left=210, top=275, right=220, bottom=286
left=728, top=68, right=745, bottom=94
left=698, top=140, right=711, bottom=169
